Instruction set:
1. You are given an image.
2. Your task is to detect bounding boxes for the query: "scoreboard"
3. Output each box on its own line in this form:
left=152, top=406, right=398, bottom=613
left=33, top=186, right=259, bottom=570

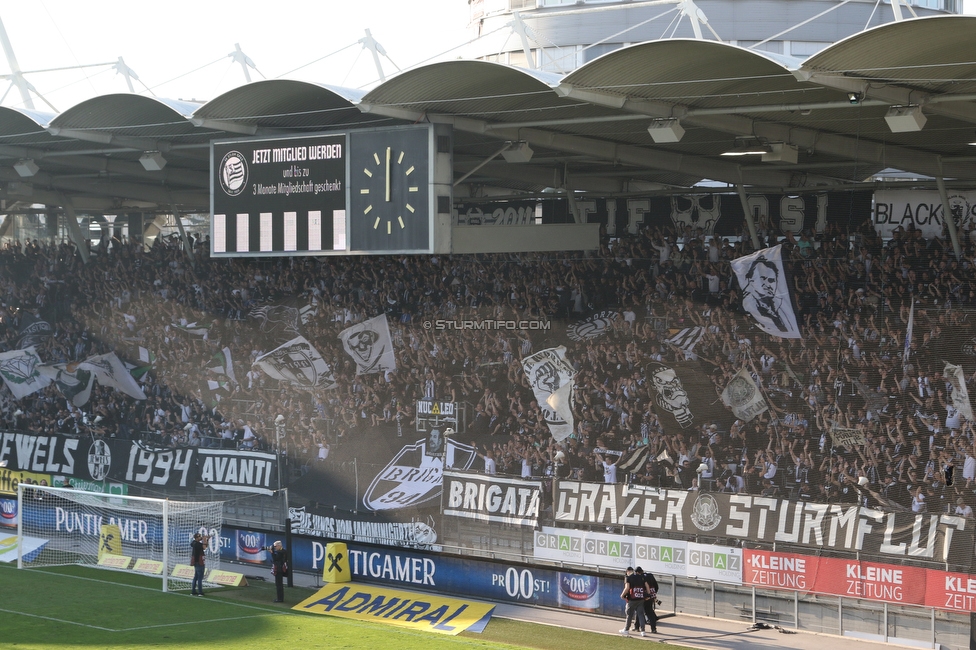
left=211, top=124, right=447, bottom=256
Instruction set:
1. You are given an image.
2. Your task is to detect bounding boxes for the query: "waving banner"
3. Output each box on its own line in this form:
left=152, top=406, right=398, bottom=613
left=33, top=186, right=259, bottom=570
left=945, top=362, right=974, bottom=422
left=731, top=244, right=800, bottom=339
left=38, top=362, right=94, bottom=407
left=721, top=368, right=767, bottom=422
left=522, top=346, right=575, bottom=442
left=646, top=361, right=725, bottom=435
left=254, top=336, right=336, bottom=390
left=0, top=347, right=51, bottom=399
left=80, top=352, right=147, bottom=400
left=16, top=314, right=54, bottom=349
left=339, top=314, right=397, bottom=375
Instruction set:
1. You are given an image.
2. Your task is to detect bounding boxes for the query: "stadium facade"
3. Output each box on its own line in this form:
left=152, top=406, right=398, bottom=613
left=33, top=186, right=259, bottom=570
left=466, top=0, right=960, bottom=71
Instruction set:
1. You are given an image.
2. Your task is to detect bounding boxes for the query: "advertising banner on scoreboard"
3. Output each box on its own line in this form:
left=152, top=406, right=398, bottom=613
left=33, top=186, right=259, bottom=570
left=441, top=471, right=541, bottom=527
left=212, top=133, right=348, bottom=255
left=553, top=481, right=974, bottom=566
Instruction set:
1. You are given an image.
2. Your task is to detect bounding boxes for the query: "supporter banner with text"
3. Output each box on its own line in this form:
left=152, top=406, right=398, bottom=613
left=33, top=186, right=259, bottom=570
left=873, top=189, right=976, bottom=239
left=553, top=481, right=974, bottom=566
left=441, top=471, right=541, bottom=527
left=537, top=191, right=872, bottom=235
left=287, top=426, right=478, bottom=549
left=0, top=431, right=279, bottom=494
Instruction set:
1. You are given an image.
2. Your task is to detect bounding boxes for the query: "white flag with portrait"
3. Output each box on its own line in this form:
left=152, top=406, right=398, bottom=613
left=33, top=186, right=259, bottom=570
left=945, top=362, right=975, bottom=422
left=730, top=244, right=800, bottom=339
left=254, top=336, right=336, bottom=390
left=522, top=346, right=575, bottom=442
left=0, top=347, right=51, bottom=399
left=339, top=314, right=397, bottom=375
left=721, top=367, right=768, bottom=422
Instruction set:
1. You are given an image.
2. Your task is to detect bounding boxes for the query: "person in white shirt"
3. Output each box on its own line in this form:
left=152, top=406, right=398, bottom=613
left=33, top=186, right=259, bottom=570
left=476, top=447, right=497, bottom=475
left=954, top=497, right=973, bottom=518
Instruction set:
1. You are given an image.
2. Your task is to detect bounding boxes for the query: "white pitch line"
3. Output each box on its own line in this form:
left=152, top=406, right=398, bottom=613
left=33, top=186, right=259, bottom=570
left=118, top=613, right=279, bottom=631
left=0, top=606, right=117, bottom=632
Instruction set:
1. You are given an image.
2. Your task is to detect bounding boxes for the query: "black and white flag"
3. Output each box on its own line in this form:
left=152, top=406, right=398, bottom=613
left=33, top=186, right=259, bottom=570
left=339, top=314, right=396, bottom=375
left=522, top=346, right=575, bottom=442
left=616, top=445, right=653, bottom=474
left=17, top=314, right=54, bottom=349
left=945, top=362, right=975, bottom=422
left=730, top=244, right=800, bottom=339
left=666, top=326, right=705, bottom=358
left=254, top=336, right=337, bottom=390
left=646, top=361, right=727, bottom=435
left=721, top=367, right=767, bottom=422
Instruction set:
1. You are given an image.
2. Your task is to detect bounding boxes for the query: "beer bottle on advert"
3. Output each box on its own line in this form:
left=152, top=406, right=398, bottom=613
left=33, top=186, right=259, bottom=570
left=557, top=572, right=601, bottom=612
left=235, top=530, right=267, bottom=563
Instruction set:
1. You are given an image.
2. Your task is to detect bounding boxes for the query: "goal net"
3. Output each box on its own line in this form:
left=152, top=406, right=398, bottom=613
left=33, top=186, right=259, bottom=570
left=17, top=484, right=223, bottom=592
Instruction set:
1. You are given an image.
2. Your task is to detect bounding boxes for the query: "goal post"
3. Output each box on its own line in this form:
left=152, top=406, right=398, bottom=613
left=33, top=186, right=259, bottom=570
left=17, top=483, right=223, bottom=593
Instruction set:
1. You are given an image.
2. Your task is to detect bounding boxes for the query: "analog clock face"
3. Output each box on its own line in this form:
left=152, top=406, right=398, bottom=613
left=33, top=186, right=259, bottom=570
left=349, top=128, right=430, bottom=252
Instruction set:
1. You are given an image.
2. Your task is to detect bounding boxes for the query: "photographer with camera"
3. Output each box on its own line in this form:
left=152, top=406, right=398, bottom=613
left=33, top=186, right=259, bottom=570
left=640, top=567, right=661, bottom=634
left=189, top=532, right=210, bottom=596
left=268, top=540, right=288, bottom=603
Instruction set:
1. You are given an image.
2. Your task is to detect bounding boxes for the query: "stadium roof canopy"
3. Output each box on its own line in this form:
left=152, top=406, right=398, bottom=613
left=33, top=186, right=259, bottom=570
left=0, top=15, right=974, bottom=214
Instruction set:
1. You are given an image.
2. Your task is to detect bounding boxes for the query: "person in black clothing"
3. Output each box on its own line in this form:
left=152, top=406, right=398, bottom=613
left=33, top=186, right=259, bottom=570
left=620, top=566, right=648, bottom=636
left=269, top=540, right=287, bottom=603
left=639, top=567, right=660, bottom=634
left=190, top=532, right=209, bottom=596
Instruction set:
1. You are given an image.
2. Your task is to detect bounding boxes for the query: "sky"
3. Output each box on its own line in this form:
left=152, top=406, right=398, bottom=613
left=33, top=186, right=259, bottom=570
left=0, top=1, right=473, bottom=112
left=0, top=0, right=972, bottom=114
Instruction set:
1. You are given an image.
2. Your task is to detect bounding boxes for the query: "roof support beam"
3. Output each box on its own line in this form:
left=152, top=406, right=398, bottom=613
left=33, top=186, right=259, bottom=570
left=555, top=84, right=976, bottom=181
left=0, top=168, right=208, bottom=208
left=0, top=144, right=209, bottom=188
left=57, top=195, right=90, bottom=264
left=361, top=103, right=827, bottom=187
left=793, top=71, right=976, bottom=125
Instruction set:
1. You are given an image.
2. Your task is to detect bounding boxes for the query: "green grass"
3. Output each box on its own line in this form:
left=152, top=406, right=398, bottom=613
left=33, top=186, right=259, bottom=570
left=0, top=564, right=692, bottom=650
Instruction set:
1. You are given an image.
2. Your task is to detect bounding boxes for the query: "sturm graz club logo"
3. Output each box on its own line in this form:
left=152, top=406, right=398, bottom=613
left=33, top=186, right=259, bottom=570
left=219, top=150, right=248, bottom=197
left=87, top=439, right=111, bottom=481
left=567, top=311, right=619, bottom=341
left=364, top=439, right=476, bottom=511
left=690, top=493, right=722, bottom=532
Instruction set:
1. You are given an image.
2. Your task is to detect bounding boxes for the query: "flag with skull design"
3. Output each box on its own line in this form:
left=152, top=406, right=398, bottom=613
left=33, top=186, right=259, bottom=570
left=522, top=346, right=576, bottom=442
left=339, top=314, right=397, bottom=375
left=646, top=361, right=728, bottom=435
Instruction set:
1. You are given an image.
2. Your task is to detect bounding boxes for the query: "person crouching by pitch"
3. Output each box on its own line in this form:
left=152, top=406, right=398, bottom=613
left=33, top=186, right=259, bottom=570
left=620, top=566, right=648, bottom=636
left=190, top=532, right=209, bottom=596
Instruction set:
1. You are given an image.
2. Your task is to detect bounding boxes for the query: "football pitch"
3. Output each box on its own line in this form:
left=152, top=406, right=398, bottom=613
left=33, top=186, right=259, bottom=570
left=0, top=564, right=692, bottom=650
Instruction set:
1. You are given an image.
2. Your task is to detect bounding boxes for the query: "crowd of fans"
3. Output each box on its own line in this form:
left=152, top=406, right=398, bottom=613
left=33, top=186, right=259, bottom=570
left=3, top=215, right=976, bottom=516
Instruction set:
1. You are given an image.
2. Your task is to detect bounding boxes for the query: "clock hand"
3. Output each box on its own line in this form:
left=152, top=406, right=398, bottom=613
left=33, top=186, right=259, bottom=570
left=385, top=146, right=391, bottom=202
